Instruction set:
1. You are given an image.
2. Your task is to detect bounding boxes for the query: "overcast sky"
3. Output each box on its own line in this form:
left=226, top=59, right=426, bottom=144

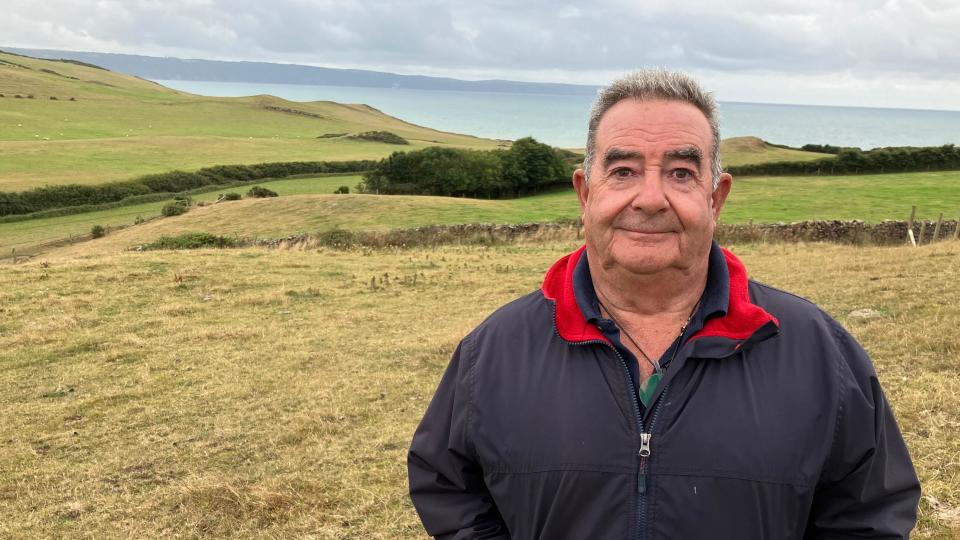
left=3, top=0, right=959, bottom=110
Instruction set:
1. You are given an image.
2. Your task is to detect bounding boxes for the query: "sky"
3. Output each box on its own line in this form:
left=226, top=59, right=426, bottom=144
left=2, top=0, right=959, bottom=110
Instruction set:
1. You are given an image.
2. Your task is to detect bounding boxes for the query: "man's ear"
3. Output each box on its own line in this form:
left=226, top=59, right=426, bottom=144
left=572, top=168, right=589, bottom=213
left=710, top=172, right=732, bottom=221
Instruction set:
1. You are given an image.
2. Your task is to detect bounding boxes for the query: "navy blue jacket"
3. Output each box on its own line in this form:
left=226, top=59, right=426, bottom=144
left=408, top=245, right=920, bottom=539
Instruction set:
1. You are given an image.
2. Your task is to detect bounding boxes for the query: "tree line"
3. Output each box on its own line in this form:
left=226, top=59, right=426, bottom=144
left=358, top=137, right=574, bottom=198
left=0, top=160, right=376, bottom=217
left=726, top=144, right=960, bottom=176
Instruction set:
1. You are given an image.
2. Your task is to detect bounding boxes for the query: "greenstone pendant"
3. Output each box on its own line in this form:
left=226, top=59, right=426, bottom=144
left=638, top=372, right=662, bottom=408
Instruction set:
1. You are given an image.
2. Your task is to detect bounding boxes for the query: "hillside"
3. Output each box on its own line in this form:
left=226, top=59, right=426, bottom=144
left=720, top=136, right=830, bottom=166
left=0, top=50, right=501, bottom=191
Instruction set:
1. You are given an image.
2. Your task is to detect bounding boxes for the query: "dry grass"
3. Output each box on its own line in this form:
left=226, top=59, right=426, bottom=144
left=1, top=239, right=958, bottom=538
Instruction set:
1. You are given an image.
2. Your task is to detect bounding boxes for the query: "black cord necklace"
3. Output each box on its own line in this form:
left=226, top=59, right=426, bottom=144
left=597, top=298, right=701, bottom=376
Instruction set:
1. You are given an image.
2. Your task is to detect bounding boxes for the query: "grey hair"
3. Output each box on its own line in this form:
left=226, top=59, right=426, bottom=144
left=582, top=69, right=723, bottom=190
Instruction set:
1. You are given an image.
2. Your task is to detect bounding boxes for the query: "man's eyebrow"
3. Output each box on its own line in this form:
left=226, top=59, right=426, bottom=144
left=602, top=148, right=644, bottom=169
left=664, top=146, right=703, bottom=166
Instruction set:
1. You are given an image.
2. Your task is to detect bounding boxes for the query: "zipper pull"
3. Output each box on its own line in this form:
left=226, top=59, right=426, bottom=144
left=639, top=433, right=652, bottom=457
left=637, top=433, right=652, bottom=493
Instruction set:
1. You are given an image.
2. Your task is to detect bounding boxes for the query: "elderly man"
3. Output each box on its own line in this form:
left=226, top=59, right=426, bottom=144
left=408, top=70, right=920, bottom=539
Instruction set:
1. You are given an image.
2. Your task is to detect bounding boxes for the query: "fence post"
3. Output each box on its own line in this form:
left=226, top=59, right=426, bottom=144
left=907, top=206, right=916, bottom=244
left=933, top=213, right=943, bottom=242
left=954, top=217, right=960, bottom=240
left=918, top=220, right=927, bottom=246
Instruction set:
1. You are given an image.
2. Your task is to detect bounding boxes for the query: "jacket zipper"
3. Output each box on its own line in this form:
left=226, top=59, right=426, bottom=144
left=638, top=385, right=667, bottom=540
left=570, top=339, right=664, bottom=540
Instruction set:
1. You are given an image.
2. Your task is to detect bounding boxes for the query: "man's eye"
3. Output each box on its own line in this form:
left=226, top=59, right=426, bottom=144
left=612, top=168, right=634, bottom=178
left=670, top=168, right=694, bottom=181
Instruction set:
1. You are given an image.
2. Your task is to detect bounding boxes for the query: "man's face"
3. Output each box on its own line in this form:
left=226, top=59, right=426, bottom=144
left=573, top=98, right=732, bottom=277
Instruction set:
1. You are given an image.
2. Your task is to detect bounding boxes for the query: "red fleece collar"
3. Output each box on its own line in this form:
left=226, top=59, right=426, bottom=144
left=540, top=245, right=779, bottom=344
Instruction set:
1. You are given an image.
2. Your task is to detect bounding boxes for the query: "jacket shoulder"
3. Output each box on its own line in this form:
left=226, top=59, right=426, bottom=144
left=747, top=279, right=836, bottom=330
left=466, top=289, right=553, bottom=343
left=748, top=280, right=877, bottom=377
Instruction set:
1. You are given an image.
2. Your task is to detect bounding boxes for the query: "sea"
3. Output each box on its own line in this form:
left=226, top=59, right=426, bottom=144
left=153, top=79, right=960, bottom=150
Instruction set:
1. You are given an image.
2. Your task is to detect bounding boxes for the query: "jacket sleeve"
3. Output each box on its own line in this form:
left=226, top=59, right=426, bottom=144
left=805, top=322, right=921, bottom=539
left=408, top=338, right=510, bottom=540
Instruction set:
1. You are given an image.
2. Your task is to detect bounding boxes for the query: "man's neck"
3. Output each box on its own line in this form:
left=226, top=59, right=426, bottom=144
left=587, top=254, right=708, bottom=321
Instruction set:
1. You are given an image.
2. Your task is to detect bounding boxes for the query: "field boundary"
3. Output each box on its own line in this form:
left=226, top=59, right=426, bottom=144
left=164, top=219, right=960, bottom=251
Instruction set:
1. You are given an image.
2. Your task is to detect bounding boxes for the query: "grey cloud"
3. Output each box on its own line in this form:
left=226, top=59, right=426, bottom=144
left=1, top=0, right=957, bottom=80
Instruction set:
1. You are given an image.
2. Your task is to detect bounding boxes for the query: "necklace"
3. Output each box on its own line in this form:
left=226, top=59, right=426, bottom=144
left=597, top=298, right=701, bottom=376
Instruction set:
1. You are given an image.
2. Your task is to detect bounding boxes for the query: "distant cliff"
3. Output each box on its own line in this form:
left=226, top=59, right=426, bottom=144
left=4, top=47, right=599, bottom=96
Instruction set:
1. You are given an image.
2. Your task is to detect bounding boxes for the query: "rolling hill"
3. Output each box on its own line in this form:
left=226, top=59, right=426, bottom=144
left=0, top=50, right=501, bottom=191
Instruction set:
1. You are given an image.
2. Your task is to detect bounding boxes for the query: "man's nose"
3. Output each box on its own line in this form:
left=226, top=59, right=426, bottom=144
left=629, top=168, right=670, bottom=213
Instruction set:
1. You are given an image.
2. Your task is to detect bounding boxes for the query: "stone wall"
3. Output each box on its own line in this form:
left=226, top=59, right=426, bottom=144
left=263, top=219, right=960, bottom=250
left=716, top=219, right=958, bottom=246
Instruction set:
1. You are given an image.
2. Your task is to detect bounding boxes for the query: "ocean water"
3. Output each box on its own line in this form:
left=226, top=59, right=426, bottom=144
left=154, top=79, right=960, bottom=150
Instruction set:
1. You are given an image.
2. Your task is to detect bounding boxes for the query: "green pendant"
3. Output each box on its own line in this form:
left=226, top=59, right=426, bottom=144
left=638, top=372, right=662, bottom=408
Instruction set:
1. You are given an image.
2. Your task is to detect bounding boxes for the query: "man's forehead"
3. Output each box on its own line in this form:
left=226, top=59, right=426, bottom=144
left=594, top=103, right=711, bottom=163
left=595, top=98, right=711, bottom=141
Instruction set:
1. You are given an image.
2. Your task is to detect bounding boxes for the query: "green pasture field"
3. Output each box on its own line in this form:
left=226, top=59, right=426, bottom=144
left=0, top=50, right=500, bottom=191
left=0, top=175, right=362, bottom=255
left=5, top=170, right=957, bottom=259
left=1, top=239, right=957, bottom=537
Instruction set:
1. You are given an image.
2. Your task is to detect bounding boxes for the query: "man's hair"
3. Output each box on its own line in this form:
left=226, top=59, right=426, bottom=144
left=583, top=69, right=722, bottom=189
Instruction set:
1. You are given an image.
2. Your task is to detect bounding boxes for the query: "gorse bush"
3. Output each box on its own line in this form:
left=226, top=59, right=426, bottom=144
left=358, top=137, right=571, bottom=198
left=247, top=186, right=278, bottom=198
left=140, top=232, right=241, bottom=250
left=161, top=201, right=189, bottom=216
left=221, top=192, right=242, bottom=201
left=90, top=224, right=106, bottom=238
left=349, top=131, right=409, bottom=145
left=0, top=160, right=377, bottom=217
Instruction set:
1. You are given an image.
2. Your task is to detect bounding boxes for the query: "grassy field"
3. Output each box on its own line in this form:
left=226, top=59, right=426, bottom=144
left=0, top=175, right=363, bottom=255
left=0, top=50, right=501, bottom=191
left=1, top=239, right=957, bottom=537
left=6, top=169, right=956, bottom=259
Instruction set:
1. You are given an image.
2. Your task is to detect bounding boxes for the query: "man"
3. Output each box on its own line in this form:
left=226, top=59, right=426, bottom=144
left=408, top=70, right=920, bottom=539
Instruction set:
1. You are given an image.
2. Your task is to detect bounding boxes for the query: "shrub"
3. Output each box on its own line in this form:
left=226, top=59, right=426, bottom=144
left=247, top=186, right=278, bottom=198
left=358, top=137, right=570, bottom=198
left=221, top=192, right=242, bottom=201
left=349, top=131, right=409, bottom=145
left=91, top=224, right=106, bottom=238
left=134, top=215, right=145, bottom=225
left=161, top=202, right=189, bottom=216
left=334, top=186, right=350, bottom=194
left=140, top=232, right=240, bottom=250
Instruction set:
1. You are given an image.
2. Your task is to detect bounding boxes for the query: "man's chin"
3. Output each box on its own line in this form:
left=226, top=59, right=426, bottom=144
left=607, top=249, right=678, bottom=276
